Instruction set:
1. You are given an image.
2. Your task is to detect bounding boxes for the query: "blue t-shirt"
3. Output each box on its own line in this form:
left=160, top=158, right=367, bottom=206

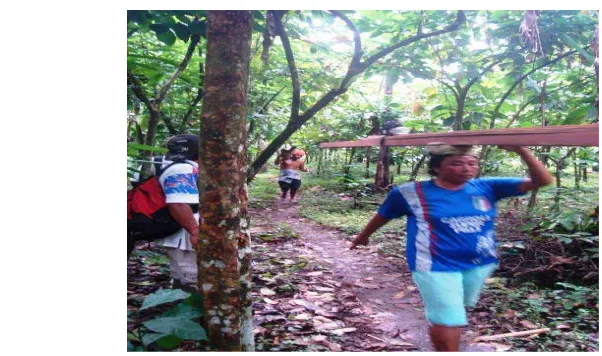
left=378, top=178, right=526, bottom=272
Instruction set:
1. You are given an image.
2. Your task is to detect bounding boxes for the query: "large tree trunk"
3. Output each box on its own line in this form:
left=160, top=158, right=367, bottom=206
left=198, top=11, right=254, bottom=351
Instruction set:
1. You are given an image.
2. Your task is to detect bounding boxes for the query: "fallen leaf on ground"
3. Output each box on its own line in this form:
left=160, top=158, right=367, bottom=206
left=379, top=274, right=403, bottom=282
left=354, top=281, right=380, bottom=289
left=263, top=297, right=278, bottom=305
left=519, top=320, right=539, bottom=329
left=392, top=291, right=407, bottom=299
left=502, top=309, right=517, bottom=320
left=312, top=335, right=327, bottom=342
left=313, top=315, right=334, bottom=323
left=389, top=340, right=414, bottom=347
left=322, top=340, right=342, bottom=351
left=260, top=288, right=276, bottom=296
left=315, top=322, right=344, bottom=331
left=294, top=313, right=311, bottom=321
left=306, top=271, right=323, bottom=276
left=489, top=342, right=512, bottom=351
left=315, top=309, right=337, bottom=318
left=329, top=327, right=357, bottom=336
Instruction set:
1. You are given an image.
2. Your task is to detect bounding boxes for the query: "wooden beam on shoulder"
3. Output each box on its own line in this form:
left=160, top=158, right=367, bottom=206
left=318, top=124, right=599, bottom=148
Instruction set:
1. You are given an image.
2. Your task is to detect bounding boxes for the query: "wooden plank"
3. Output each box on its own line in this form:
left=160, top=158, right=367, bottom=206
left=384, top=124, right=598, bottom=147
left=319, top=125, right=599, bottom=148
left=319, top=135, right=384, bottom=148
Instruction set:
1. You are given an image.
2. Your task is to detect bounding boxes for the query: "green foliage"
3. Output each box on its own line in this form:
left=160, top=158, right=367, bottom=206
left=128, top=290, right=207, bottom=351
left=140, top=289, right=191, bottom=311
left=482, top=280, right=598, bottom=351
left=127, top=10, right=207, bottom=44
left=127, top=143, right=168, bottom=157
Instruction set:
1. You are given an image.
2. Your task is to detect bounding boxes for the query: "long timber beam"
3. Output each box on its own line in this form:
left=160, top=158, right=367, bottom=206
left=319, top=124, right=599, bottom=148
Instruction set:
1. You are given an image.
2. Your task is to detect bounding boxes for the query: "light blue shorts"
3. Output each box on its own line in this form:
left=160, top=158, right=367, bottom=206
left=412, top=263, right=498, bottom=327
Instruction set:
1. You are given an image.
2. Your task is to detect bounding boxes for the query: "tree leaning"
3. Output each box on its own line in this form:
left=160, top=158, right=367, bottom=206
left=198, top=10, right=254, bottom=351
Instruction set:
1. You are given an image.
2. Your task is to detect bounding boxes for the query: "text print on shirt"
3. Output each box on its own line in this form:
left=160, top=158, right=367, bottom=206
left=440, top=215, right=491, bottom=234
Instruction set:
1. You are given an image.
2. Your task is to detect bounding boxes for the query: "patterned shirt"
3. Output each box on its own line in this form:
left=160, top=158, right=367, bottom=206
left=378, top=178, right=525, bottom=271
left=155, top=160, right=199, bottom=251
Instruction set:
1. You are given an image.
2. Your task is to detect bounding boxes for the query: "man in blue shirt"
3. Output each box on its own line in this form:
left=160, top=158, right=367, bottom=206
left=350, top=144, right=553, bottom=351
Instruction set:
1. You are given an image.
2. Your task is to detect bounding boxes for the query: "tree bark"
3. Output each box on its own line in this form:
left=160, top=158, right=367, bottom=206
left=409, top=154, right=427, bottom=181
left=374, top=146, right=390, bottom=189
left=365, top=148, right=371, bottom=178
left=198, top=10, right=254, bottom=351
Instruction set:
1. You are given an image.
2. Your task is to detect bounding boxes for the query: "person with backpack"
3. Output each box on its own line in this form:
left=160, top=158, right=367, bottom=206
left=128, top=134, right=201, bottom=292
left=156, top=134, right=201, bottom=292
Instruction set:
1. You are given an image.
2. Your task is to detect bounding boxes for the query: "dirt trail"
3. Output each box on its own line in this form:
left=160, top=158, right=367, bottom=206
left=257, top=199, right=495, bottom=352
left=265, top=199, right=432, bottom=350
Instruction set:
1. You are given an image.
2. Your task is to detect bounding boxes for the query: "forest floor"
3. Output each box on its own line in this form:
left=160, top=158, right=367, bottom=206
left=248, top=198, right=501, bottom=352
left=128, top=188, right=598, bottom=352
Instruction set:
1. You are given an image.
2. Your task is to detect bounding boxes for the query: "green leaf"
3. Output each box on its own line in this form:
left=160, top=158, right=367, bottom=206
left=149, top=23, right=169, bottom=34
left=140, top=289, right=190, bottom=311
left=189, top=20, right=206, bottom=36
left=155, top=335, right=182, bottom=349
left=563, top=106, right=592, bottom=125
left=253, top=23, right=266, bottom=33
left=127, top=340, right=135, bottom=351
left=171, top=23, right=191, bottom=42
left=441, top=116, right=455, bottom=127
left=559, top=33, right=594, bottom=63
left=161, top=302, right=203, bottom=319
left=141, top=332, right=169, bottom=345
left=253, top=10, right=264, bottom=20
left=183, top=293, right=204, bottom=309
left=403, top=119, right=430, bottom=129
left=127, top=332, right=140, bottom=342
left=143, top=317, right=208, bottom=341
left=127, top=143, right=168, bottom=154
left=156, top=30, right=177, bottom=46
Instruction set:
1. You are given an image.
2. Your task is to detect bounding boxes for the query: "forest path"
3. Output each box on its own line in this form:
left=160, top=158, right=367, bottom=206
left=250, top=199, right=495, bottom=351
left=264, top=199, right=432, bottom=351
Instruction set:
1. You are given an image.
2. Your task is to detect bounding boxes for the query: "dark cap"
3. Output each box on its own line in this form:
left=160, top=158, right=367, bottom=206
left=166, top=134, right=200, bottom=160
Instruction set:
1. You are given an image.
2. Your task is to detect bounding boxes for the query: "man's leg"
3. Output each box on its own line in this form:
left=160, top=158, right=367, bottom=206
left=463, top=263, right=498, bottom=307
left=166, top=248, right=198, bottom=291
left=278, top=181, right=289, bottom=199
left=412, top=270, right=467, bottom=351
left=430, top=325, right=462, bottom=351
left=289, top=179, right=301, bottom=202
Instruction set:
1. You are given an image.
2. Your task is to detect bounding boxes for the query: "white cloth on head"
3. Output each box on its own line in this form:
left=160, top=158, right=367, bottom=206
left=426, top=143, right=480, bottom=157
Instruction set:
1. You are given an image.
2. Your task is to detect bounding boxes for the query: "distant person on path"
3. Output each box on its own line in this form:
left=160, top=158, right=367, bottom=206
left=275, top=147, right=308, bottom=203
left=350, top=144, right=553, bottom=351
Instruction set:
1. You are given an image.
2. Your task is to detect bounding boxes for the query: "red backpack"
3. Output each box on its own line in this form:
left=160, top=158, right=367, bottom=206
left=127, top=161, right=195, bottom=254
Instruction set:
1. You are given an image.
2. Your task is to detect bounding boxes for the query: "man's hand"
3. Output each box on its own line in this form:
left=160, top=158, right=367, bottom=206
left=167, top=203, right=200, bottom=249
left=188, top=229, right=199, bottom=249
left=350, top=235, right=369, bottom=250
